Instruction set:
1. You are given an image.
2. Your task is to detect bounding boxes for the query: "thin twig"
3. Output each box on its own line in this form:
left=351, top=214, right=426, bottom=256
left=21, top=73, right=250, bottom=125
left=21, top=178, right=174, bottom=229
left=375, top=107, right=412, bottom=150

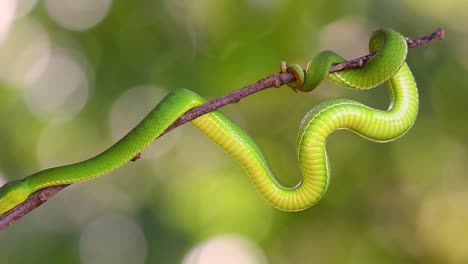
left=330, top=27, right=445, bottom=72
left=0, top=28, right=445, bottom=231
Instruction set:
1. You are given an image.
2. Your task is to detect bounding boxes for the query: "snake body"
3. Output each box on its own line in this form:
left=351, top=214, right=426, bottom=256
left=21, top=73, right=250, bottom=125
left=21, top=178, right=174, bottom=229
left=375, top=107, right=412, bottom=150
left=0, top=29, right=418, bottom=214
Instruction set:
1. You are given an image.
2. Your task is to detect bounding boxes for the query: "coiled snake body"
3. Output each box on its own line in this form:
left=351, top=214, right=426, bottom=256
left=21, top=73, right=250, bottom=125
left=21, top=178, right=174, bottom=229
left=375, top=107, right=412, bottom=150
left=0, top=29, right=418, bottom=214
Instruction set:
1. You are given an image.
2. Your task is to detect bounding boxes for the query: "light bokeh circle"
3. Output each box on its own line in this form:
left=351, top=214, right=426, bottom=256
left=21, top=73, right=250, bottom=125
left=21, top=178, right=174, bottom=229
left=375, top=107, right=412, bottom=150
left=80, top=214, right=147, bottom=264
left=45, top=0, right=112, bottom=31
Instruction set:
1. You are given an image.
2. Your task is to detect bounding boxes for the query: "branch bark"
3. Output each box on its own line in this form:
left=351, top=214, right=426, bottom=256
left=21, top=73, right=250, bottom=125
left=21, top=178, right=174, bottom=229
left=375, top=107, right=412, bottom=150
left=0, top=28, right=444, bottom=231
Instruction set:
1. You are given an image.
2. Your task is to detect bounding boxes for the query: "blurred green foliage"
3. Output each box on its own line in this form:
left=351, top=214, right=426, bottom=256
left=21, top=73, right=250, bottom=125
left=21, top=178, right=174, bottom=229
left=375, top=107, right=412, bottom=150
left=0, top=0, right=466, bottom=263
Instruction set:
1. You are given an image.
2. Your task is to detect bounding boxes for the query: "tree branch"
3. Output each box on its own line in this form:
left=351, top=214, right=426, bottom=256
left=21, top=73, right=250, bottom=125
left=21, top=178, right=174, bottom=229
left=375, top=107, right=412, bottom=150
left=0, top=28, right=444, bottom=231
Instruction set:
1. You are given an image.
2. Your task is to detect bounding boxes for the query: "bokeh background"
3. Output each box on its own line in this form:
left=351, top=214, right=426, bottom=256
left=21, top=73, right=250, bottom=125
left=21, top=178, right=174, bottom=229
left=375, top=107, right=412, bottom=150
left=0, top=0, right=466, bottom=263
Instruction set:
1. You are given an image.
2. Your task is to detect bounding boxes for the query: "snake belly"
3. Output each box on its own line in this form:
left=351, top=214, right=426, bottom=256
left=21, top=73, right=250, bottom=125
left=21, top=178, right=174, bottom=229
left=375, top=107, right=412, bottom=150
left=0, top=28, right=418, bottom=214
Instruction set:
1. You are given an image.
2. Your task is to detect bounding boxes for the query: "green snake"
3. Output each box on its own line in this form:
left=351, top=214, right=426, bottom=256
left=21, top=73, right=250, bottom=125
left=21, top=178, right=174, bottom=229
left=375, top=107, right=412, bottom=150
left=0, top=28, right=418, bottom=214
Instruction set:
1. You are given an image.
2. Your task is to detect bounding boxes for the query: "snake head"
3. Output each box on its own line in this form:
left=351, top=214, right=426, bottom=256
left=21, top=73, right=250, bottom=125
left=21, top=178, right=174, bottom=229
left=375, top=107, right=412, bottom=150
left=0, top=179, right=32, bottom=215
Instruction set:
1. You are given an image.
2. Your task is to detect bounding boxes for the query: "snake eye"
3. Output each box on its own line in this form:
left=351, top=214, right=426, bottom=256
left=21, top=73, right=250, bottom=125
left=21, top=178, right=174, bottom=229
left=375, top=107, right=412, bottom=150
left=0, top=180, right=31, bottom=215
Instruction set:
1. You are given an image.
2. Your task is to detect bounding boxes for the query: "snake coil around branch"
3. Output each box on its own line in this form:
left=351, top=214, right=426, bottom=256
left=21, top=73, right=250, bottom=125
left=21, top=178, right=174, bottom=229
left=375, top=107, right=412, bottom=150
left=0, top=28, right=444, bottom=230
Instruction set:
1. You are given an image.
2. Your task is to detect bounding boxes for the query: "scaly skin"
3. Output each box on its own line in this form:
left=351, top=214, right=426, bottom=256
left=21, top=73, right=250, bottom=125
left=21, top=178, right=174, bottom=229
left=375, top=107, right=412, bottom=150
left=0, top=29, right=418, bottom=214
